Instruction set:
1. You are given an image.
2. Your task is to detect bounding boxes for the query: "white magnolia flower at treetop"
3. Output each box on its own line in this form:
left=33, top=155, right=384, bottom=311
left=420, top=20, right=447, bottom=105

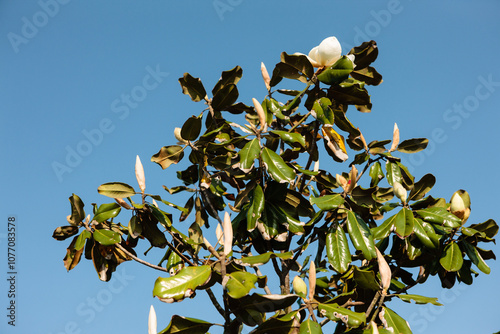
left=307, top=36, right=342, bottom=68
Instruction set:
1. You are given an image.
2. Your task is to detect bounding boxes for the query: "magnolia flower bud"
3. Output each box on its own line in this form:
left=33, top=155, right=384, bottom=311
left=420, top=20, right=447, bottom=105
left=216, top=223, right=224, bottom=246
left=450, top=190, right=471, bottom=222
left=148, top=305, right=157, bottom=334
left=307, top=36, right=342, bottom=68
left=135, top=155, right=146, bottom=193
left=389, top=123, right=400, bottom=153
left=308, top=261, right=316, bottom=301
left=261, top=62, right=271, bottom=92
left=252, top=98, right=267, bottom=132
left=115, top=198, right=132, bottom=210
left=336, top=173, right=348, bottom=192
left=393, top=181, right=407, bottom=204
left=223, top=212, right=233, bottom=256
left=375, top=247, right=391, bottom=295
left=174, top=127, right=188, bottom=145
left=292, top=276, right=308, bottom=299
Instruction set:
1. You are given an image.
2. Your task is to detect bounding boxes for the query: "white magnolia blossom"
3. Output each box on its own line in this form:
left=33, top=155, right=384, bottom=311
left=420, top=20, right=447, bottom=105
left=307, top=36, right=342, bottom=68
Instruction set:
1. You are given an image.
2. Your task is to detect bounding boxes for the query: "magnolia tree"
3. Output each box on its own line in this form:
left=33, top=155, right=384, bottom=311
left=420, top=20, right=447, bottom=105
left=53, top=36, right=497, bottom=333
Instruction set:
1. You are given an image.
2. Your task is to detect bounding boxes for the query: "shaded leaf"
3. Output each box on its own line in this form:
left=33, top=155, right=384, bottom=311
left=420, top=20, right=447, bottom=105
left=440, top=242, right=463, bottom=272
left=97, top=182, right=136, bottom=199
left=53, top=226, right=79, bottom=241
left=212, top=65, right=242, bottom=95
left=179, top=73, right=206, bottom=102
left=158, top=315, right=213, bottom=334
left=212, top=84, right=239, bottom=111
left=67, top=194, right=85, bottom=225
left=397, top=138, right=429, bottom=153
left=409, top=174, right=435, bottom=201
left=152, top=146, right=185, bottom=170
left=247, top=184, right=265, bottom=231
left=180, top=116, right=202, bottom=141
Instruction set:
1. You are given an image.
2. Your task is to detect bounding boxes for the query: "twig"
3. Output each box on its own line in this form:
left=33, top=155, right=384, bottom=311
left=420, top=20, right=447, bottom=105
left=115, top=243, right=169, bottom=273
left=205, top=288, right=225, bottom=318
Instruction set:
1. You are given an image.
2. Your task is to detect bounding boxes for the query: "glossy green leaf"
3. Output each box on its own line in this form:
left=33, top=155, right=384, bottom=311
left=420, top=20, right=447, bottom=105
left=211, top=83, right=239, bottom=111
left=280, top=52, right=314, bottom=78
left=261, top=147, right=295, bottom=183
left=152, top=145, right=185, bottom=169
left=153, top=266, right=212, bottom=303
left=317, top=303, right=366, bottom=328
left=239, top=138, right=260, bottom=173
left=212, top=65, right=242, bottom=95
left=317, top=56, right=354, bottom=85
left=179, top=73, right=206, bottom=102
left=312, top=97, right=334, bottom=124
left=394, top=208, right=414, bottom=239
left=353, top=267, right=380, bottom=291
left=167, top=250, right=183, bottom=276
left=225, top=271, right=265, bottom=299
left=379, top=307, right=411, bottom=334
left=128, top=215, right=142, bottom=238
left=299, top=319, right=322, bottom=334
left=369, top=162, right=384, bottom=187
left=180, top=116, right=202, bottom=141
left=231, top=293, right=298, bottom=313
left=251, top=317, right=295, bottom=334
left=469, top=219, right=499, bottom=239
left=348, top=40, right=378, bottom=70
left=270, top=130, right=306, bottom=148
left=68, top=194, right=85, bottom=225
left=440, top=242, right=463, bottom=272
left=310, top=194, right=344, bottom=211
left=395, top=294, right=442, bottom=306
left=93, top=229, right=121, bottom=246
left=397, top=138, right=429, bottom=153
left=385, top=161, right=401, bottom=186
left=326, top=226, right=351, bottom=273
left=372, top=214, right=397, bottom=240
left=234, top=251, right=293, bottom=267
left=412, top=218, right=437, bottom=249
left=409, top=173, right=436, bottom=201
left=74, top=230, right=91, bottom=251
left=158, top=315, right=213, bottom=334
left=462, top=240, right=491, bottom=274
left=93, top=203, right=121, bottom=223
left=346, top=211, right=377, bottom=260
left=97, top=182, right=136, bottom=199
left=328, top=82, right=371, bottom=106
left=416, top=207, right=462, bottom=228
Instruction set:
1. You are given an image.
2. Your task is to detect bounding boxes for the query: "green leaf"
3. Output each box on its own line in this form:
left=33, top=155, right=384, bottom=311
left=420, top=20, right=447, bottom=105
left=469, top=219, right=499, bottom=239
left=299, top=319, right=322, bottom=334
left=353, top=267, right=380, bottom=291
left=93, top=203, right=121, bottom=223
left=74, top=230, right=91, bottom=250
left=348, top=40, right=379, bottom=70
left=234, top=251, right=293, bottom=266
left=372, top=214, right=397, bottom=240
left=346, top=211, right=377, bottom=260
left=239, top=138, right=260, bottom=173
left=261, top=147, right=295, bottom=183
left=440, top=242, right=463, bottom=272
left=211, top=84, right=239, bottom=111
left=328, top=82, right=371, bottom=106
left=317, top=56, right=354, bottom=85
left=413, top=218, right=437, bottom=249
left=179, top=73, right=206, bottom=102
left=97, top=182, right=136, bottom=199
left=312, top=97, right=334, bottom=125
left=158, top=315, right=213, bottom=334
left=180, top=116, right=202, bottom=141
left=152, top=145, right=185, bottom=169
left=394, top=294, right=442, bottom=306
left=212, top=65, right=242, bottom=95
left=225, top=271, right=265, bottom=299
left=93, top=229, right=121, bottom=246
left=317, top=303, right=366, bottom=328
left=416, top=207, right=462, bottom=228
left=461, top=240, right=491, bottom=274
left=350, top=66, right=383, bottom=86
left=394, top=208, right=414, bottom=239
left=310, top=194, right=344, bottom=211
left=326, top=226, right=351, bottom=273
left=369, top=161, right=384, bottom=187
left=247, top=184, right=265, bottom=231
left=153, top=266, right=212, bottom=303
left=251, top=316, right=295, bottom=334
left=385, top=161, right=401, bottom=186
left=409, top=174, right=436, bottom=201
left=270, top=130, right=306, bottom=148
left=68, top=194, right=85, bottom=225
left=280, top=52, right=314, bottom=78
left=378, top=306, right=411, bottom=334
left=231, top=293, right=298, bottom=313
left=397, top=138, right=429, bottom=153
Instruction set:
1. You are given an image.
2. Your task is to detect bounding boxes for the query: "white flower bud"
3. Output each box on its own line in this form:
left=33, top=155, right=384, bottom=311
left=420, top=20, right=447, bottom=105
left=135, top=155, right=146, bottom=193
left=389, top=123, right=400, bottom=153
left=450, top=190, right=471, bottom=222
left=307, top=36, right=342, bottom=68
left=223, top=212, right=233, bottom=256
left=376, top=247, right=391, bottom=295
left=308, top=261, right=316, bottom=301
left=148, top=305, right=157, bottom=334
left=252, top=98, right=267, bottom=132
left=261, top=62, right=271, bottom=91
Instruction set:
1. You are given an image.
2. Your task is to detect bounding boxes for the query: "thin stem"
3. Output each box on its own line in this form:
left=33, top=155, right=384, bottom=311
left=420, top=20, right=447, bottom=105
left=115, top=243, right=169, bottom=273
left=205, top=288, right=225, bottom=318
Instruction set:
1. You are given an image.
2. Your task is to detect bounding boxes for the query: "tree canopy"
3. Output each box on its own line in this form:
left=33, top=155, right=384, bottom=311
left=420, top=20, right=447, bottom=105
left=53, top=36, right=497, bottom=334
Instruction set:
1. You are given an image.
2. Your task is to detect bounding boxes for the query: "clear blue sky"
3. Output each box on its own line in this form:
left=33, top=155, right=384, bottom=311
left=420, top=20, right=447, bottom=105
left=1, top=1, right=500, bottom=333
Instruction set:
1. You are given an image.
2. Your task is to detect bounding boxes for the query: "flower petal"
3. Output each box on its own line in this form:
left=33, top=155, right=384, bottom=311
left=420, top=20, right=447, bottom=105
left=317, top=37, right=342, bottom=67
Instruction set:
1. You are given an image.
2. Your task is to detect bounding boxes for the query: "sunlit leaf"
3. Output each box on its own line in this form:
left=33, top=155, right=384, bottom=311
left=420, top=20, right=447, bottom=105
left=346, top=211, right=376, bottom=260
left=261, top=147, right=295, bottom=183
left=326, top=226, right=351, bottom=273
left=310, top=193, right=344, bottom=211
left=93, top=203, right=121, bottom=223
left=97, top=182, right=136, bottom=199
left=93, top=229, right=121, bottom=246
left=318, top=303, right=366, bottom=328
left=153, top=266, right=212, bottom=303
left=394, top=294, right=442, bottom=306
left=440, top=242, right=463, bottom=272
left=152, top=146, right=185, bottom=169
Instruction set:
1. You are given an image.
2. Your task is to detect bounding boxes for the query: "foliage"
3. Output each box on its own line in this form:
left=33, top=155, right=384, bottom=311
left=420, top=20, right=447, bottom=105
left=53, top=37, right=497, bottom=333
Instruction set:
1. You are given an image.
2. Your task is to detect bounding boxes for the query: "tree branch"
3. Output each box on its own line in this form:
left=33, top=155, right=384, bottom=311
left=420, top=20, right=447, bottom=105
left=115, top=243, right=169, bottom=273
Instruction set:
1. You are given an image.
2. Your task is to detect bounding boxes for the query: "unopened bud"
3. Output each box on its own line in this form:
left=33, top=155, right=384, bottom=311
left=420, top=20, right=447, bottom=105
left=252, top=98, right=267, bottom=132
left=135, top=155, right=146, bottom=193
left=292, top=276, right=308, bottom=299
left=148, top=305, right=157, bottom=334
left=261, top=62, right=271, bottom=91
left=115, top=198, right=132, bottom=210
left=393, top=181, right=407, bottom=204
left=223, top=212, right=233, bottom=256
left=450, top=189, right=471, bottom=222
left=389, top=123, right=400, bottom=153
left=376, top=247, right=391, bottom=294
left=308, top=261, right=316, bottom=301
left=336, top=174, right=348, bottom=192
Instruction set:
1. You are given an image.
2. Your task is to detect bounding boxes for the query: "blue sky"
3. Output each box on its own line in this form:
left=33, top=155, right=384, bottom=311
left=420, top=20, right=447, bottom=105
left=1, top=1, right=500, bottom=333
